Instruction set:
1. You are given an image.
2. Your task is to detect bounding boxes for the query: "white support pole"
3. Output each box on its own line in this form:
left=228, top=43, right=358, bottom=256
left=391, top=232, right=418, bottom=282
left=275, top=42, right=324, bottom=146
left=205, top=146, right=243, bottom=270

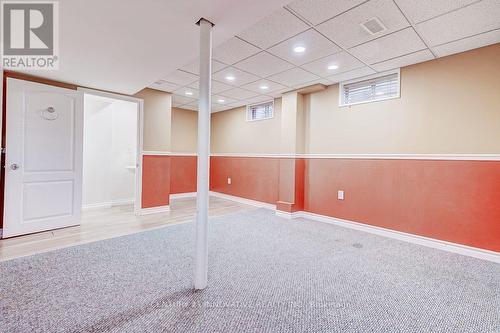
left=194, top=18, right=213, bottom=290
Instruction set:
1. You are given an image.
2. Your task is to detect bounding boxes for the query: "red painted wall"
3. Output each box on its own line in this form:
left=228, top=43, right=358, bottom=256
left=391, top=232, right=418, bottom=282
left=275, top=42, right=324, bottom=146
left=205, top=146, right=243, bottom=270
left=142, top=155, right=171, bottom=208
left=210, top=156, right=279, bottom=205
left=304, top=158, right=500, bottom=252
left=170, top=156, right=197, bottom=194
left=206, top=156, right=500, bottom=252
left=142, top=155, right=197, bottom=208
left=141, top=155, right=499, bottom=252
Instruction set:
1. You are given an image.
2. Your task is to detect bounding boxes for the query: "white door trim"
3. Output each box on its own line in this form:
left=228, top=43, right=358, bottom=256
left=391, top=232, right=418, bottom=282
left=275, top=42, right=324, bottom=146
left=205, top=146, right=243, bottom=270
left=77, top=87, right=144, bottom=216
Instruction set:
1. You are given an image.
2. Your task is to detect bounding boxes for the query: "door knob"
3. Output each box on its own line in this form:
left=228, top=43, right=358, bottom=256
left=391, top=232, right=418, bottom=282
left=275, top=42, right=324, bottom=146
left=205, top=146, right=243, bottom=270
left=10, top=163, right=20, bottom=170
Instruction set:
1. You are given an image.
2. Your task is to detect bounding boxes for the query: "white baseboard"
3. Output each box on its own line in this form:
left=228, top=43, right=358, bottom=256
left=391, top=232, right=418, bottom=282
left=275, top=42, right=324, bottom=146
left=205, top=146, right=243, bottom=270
left=137, top=205, right=170, bottom=216
left=209, top=191, right=276, bottom=210
left=275, top=211, right=302, bottom=219
left=170, top=192, right=197, bottom=199
left=209, top=193, right=499, bottom=263
left=82, top=199, right=135, bottom=211
left=292, top=211, right=500, bottom=264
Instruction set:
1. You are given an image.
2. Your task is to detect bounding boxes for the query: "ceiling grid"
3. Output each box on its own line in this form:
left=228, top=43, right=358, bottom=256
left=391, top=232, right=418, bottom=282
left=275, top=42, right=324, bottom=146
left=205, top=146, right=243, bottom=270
left=150, top=0, right=499, bottom=112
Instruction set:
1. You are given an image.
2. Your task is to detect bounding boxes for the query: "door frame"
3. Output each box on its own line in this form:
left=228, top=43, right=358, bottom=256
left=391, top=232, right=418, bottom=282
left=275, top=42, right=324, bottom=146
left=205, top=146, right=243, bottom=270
left=78, top=88, right=144, bottom=216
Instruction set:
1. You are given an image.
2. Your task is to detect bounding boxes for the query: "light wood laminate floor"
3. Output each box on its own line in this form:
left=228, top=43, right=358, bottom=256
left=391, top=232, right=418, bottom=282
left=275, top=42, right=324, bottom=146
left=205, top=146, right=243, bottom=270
left=0, top=196, right=255, bottom=262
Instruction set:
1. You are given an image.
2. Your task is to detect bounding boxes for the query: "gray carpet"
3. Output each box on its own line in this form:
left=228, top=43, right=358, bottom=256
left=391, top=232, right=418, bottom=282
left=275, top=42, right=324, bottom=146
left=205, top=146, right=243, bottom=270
left=1, top=209, right=499, bottom=333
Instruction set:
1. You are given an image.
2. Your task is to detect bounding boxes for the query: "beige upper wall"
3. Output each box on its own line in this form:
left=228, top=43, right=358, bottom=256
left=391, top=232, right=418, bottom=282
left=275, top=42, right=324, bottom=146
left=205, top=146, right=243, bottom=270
left=281, top=92, right=306, bottom=154
left=171, top=107, right=198, bottom=153
left=210, top=44, right=500, bottom=155
left=211, top=98, right=282, bottom=154
left=134, top=88, right=171, bottom=151
left=305, top=44, right=500, bottom=154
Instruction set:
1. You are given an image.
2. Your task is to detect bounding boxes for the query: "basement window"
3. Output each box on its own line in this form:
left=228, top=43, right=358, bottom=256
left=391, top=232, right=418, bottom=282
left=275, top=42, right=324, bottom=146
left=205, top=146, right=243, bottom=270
left=339, top=69, right=400, bottom=107
left=246, top=100, right=274, bottom=121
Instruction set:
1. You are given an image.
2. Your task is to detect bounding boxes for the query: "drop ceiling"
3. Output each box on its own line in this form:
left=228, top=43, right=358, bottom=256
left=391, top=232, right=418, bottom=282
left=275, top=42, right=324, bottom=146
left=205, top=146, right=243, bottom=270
left=151, top=0, right=500, bottom=112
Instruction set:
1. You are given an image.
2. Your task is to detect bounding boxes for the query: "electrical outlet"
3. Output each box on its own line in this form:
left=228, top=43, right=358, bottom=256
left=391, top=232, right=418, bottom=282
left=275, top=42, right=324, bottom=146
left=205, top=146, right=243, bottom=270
left=227, top=177, right=231, bottom=185
left=338, top=190, right=344, bottom=200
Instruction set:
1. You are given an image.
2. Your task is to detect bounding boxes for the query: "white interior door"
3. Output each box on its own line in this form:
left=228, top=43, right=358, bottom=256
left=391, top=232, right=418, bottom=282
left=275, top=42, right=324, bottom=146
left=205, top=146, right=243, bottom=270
left=3, top=78, right=83, bottom=238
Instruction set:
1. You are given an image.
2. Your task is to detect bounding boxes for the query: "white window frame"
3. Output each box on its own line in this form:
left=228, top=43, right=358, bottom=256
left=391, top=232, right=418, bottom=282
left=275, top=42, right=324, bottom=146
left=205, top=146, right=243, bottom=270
left=246, top=100, right=274, bottom=122
left=339, top=68, right=401, bottom=107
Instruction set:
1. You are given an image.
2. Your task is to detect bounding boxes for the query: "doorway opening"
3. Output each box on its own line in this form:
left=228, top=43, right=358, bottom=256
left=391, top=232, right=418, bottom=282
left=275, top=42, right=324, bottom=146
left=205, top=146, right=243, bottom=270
left=81, top=90, right=143, bottom=214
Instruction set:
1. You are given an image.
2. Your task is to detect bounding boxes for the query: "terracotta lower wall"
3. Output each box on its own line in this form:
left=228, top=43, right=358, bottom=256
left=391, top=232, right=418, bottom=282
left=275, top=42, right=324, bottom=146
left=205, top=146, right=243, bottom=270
left=142, top=155, right=197, bottom=208
left=142, top=155, right=171, bottom=208
left=170, top=156, right=197, bottom=194
left=210, top=156, right=280, bottom=205
left=207, top=156, right=500, bottom=252
left=142, top=154, right=500, bottom=251
left=304, top=158, right=500, bottom=252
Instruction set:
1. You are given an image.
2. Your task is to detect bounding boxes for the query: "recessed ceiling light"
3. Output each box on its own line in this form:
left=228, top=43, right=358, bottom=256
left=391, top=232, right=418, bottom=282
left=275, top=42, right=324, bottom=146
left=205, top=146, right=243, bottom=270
left=217, top=99, right=225, bottom=103
left=185, top=91, right=193, bottom=96
left=328, top=64, right=339, bottom=70
left=293, top=46, right=306, bottom=53
left=260, top=85, right=269, bottom=90
left=225, top=75, right=235, bottom=81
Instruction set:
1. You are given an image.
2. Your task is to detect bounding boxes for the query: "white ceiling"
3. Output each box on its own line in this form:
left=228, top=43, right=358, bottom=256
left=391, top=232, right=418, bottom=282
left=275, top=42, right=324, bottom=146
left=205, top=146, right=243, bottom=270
left=153, top=0, right=500, bottom=113
left=14, top=0, right=291, bottom=95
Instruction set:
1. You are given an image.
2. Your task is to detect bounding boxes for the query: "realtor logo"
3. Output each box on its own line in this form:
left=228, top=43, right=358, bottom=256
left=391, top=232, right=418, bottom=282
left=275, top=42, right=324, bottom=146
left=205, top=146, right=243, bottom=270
left=1, top=1, right=59, bottom=70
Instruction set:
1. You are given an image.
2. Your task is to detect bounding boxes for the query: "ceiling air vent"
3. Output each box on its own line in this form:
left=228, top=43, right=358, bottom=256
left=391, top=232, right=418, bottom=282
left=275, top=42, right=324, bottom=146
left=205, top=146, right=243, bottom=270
left=154, top=79, right=168, bottom=85
left=360, top=17, right=386, bottom=35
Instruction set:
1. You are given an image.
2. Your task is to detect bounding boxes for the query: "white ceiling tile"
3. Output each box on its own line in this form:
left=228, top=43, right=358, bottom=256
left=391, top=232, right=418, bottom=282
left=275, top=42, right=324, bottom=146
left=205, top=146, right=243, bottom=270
left=172, top=94, right=196, bottom=106
left=233, top=52, right=294, bottom=77
left=211, top=80, right=234, bottom=94
left=241, top=79, right=289, bottom=94
left=433, top=29, right=500, bottom=57
left=267, top=67, right=320, bottom=87
left=301, top=51, right=364, bottom=77
left=161, top=70, right=198, bottom=86
left=219, top=88, right=260, bottom=100
left=211, top=103, right=235, bottom=113
left=228, top=101, right=247, bottom=109
left=173, top=87, right=199, bottom=99
left=294, top=77, right=333, bottom=89
left=316, top=0, right=409, bottom=48
left=181, top=102, right=199, bottom=111
left=268, top=29, right=341, bottom=65
left=327, top=66, right=376, bottom=83
left=148, top=80, right=180, bottom=92
left=287, top=0, right=366, bottom=25
left=212, top=67, right=260, bottom=87
left=212, top=95, right=238, bottom=106
left=172, top=100, right=185, bottom=108
left=237, top=8, right=309, bottom=49
left=214, top=103, right=242, bottom=112
left=188, top=80, right=234, bottom=94
left=244, top=95, right=275, bottom=105
left=188, top=81, right=199, bottom=89
left=269, top=88, right=291, bottom=98
left=180, top=59, right=226, bottom=75
left=394, top=0, right=478, bottom=24
left=416, top=0, right=500, bottom=46
left=371, top=49, right=434, bottom=71
left=211, top=105, right=226, bottom=112
left=212, top=37, right=261, bottom=65
left=349, top=27, right=426, bottom=64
